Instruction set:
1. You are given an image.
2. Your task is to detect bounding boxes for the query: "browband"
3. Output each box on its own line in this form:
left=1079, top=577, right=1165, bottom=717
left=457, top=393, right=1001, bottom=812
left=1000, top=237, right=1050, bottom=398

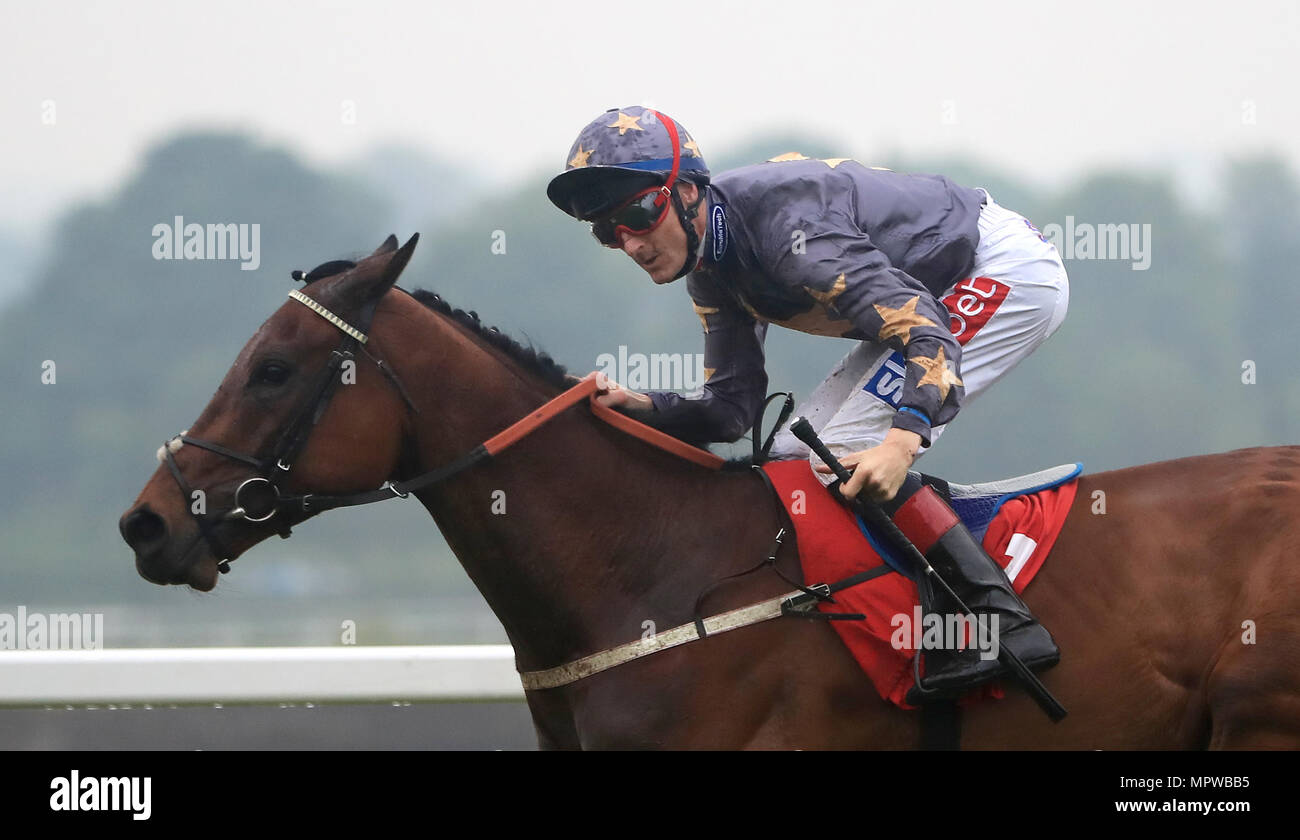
left=288, top=289, right=369, bottom=344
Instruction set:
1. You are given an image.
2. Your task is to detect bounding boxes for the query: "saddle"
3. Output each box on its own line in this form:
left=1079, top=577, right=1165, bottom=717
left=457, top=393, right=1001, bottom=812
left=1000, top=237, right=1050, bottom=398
left=762, top=459, right=1080, bottom=708
left=858, top=463, right=1081, bottom=580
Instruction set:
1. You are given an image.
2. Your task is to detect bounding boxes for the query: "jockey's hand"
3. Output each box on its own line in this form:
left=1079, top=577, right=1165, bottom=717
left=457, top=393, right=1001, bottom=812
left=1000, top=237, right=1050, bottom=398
left=815, top=428, right=922, bottom=502
left=585, top=371, right=653, bottom=411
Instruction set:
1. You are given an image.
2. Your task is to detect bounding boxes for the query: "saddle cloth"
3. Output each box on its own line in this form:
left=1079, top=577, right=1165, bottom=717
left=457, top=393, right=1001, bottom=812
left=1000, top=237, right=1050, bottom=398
left=763, top=459, right=1080, bottom=709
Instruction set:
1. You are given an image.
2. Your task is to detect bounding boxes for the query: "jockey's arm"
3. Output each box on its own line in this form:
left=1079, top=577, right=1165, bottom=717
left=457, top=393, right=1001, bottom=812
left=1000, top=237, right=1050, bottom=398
left=595, top=278, right=768, bottom=446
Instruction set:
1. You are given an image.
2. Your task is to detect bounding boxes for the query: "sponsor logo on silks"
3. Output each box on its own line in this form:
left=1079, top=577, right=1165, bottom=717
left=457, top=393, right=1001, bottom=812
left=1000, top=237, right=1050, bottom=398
left=710, top=203, right=728, bottom=262
left=943, top=276, right=1010, bottom=345
left=863, top=350, right=908, bottom=407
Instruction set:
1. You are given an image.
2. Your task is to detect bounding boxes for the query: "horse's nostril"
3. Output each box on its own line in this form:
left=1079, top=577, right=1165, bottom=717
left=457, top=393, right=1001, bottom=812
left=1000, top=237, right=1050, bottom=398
left=121, top=507, right=167, bottom=551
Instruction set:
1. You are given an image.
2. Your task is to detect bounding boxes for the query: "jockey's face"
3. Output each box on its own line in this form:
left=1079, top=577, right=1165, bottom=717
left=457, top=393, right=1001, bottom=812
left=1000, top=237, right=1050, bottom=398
left=616, top=182, right=704, bottom=285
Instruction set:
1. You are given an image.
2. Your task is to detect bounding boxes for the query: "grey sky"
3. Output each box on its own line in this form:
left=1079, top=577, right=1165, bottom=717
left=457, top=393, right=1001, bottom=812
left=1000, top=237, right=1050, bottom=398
left=3, top=0, right=1297, bottom=233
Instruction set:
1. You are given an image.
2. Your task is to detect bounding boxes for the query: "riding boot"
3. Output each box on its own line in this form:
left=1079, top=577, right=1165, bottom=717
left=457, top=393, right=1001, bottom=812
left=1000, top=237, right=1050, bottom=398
left=883, top=482, right=1060, bottom=704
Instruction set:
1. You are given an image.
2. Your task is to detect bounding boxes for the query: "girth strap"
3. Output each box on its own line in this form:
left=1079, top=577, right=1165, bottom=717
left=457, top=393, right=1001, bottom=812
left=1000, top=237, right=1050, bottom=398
left=519, top=589, right=805, bottom=691
left=518, top=463, right=897, bottom=690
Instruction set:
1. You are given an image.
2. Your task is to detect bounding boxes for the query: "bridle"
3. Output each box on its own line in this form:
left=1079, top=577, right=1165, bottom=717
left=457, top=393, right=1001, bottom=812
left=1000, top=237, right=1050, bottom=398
left=160, top=286, right=416, bottom=572
left=160, top=284, right=718, bottom=574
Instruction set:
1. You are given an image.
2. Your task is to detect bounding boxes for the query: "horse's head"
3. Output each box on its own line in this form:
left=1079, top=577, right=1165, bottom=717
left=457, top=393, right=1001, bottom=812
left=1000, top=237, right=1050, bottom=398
left=120, top=234, right=420, bottom=590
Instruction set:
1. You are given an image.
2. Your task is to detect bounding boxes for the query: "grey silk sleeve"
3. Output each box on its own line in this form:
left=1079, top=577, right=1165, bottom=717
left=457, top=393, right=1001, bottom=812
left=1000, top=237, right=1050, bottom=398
left=641, top=277, right=769, bottom=445
left=757, top=194, right=965, bottom=446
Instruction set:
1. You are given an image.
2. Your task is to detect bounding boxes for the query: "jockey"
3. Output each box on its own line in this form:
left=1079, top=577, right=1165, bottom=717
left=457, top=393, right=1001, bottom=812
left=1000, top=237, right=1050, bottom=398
left=547, top=105, right=1069, bottom=701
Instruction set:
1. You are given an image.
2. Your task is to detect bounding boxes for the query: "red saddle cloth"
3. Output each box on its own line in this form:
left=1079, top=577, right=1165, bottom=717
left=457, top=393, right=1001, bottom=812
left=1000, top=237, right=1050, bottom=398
left=763, top=460, right=1078, bottom=709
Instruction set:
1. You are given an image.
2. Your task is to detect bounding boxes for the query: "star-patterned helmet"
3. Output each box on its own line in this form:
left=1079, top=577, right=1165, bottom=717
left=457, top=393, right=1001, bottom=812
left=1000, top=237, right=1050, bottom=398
left=547, top=106, right=709, bottom=220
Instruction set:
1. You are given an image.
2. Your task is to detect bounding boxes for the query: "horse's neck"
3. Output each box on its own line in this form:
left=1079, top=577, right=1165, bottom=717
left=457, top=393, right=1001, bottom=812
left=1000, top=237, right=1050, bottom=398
left=395, top=310, right=771, bottom=670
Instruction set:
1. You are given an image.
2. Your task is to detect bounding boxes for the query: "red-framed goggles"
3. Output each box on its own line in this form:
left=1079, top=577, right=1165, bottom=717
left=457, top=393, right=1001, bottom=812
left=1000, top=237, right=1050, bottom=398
left=589, top=110, right=685, bottom=248
left=590, top=185, right=674, bottom=247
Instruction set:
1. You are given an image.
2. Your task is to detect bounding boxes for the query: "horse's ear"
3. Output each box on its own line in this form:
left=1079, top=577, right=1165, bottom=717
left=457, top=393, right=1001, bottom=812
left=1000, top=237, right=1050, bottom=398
left=325, top=233, right=420, bottom=314
left=378, top=233, right=419, bottom=290
left=371, top=234, right=399, bottom=256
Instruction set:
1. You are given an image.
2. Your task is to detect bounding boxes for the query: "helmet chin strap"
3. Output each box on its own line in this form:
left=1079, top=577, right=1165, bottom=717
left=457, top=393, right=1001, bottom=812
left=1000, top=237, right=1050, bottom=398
left=670, top=186, right=706, bottom=281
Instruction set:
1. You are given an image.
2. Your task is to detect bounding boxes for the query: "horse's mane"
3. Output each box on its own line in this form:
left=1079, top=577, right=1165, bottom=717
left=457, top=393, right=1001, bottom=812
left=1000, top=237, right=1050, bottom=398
left=405, top=288, right=571, bottom=390
left=296, top=258, right=571, bottom=391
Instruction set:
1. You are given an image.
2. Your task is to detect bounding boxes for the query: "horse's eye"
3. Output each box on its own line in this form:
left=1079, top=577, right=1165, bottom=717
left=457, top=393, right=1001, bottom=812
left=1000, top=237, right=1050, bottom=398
left=253, top=361, right=292, bottom=386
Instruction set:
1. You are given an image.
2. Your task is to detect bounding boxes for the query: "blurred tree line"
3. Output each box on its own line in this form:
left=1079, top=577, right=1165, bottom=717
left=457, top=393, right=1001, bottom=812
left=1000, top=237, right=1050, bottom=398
left=1, top=131, right=1296, bottom=636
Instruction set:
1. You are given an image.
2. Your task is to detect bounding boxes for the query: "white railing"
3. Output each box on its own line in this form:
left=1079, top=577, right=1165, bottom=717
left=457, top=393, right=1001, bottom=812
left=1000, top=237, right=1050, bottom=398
left=0, top=646, right=524, bottom=705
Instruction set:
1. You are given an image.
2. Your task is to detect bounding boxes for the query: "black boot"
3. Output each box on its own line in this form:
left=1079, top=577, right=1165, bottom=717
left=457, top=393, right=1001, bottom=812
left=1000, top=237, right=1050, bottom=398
left=905, top=519, right=1059, bottom=704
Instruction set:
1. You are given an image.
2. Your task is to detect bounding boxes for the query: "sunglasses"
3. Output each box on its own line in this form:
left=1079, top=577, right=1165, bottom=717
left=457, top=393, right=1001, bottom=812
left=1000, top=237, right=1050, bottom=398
left=590, top=185, right=674, bottom=248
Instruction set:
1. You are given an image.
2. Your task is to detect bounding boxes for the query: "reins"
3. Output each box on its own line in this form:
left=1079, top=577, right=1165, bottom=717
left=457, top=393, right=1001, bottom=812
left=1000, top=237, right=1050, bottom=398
left=160, top=286, right=724, bottom=572
left=162, top=286, right=878, bottom=691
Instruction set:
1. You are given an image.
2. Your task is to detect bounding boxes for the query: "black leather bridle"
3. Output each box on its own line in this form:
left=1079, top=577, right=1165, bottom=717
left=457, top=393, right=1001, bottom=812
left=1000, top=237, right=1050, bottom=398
left=160, top=286, right=430, bottom=573
left=159, top=283, right=630, bottom=576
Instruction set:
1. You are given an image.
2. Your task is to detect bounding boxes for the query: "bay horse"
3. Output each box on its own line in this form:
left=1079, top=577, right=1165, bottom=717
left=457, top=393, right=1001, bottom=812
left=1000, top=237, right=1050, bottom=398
left=120, top=234, right=1300, bottom=749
